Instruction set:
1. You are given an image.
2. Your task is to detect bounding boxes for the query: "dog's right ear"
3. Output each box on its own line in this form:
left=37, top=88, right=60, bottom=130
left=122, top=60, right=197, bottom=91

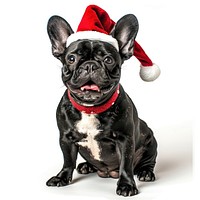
left=47, top=16, right=74, bottom=59
left=111, top=14, right=139, bottom=61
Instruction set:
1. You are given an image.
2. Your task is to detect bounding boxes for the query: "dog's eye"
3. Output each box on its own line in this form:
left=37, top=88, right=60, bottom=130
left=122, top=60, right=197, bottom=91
left=104, top=56, right=114, bottom=65
left=67, top=55, right=76, bottom=64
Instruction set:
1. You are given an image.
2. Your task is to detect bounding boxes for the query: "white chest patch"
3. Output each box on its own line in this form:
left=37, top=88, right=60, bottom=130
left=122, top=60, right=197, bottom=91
left=76, top=113, right=101, bottom=161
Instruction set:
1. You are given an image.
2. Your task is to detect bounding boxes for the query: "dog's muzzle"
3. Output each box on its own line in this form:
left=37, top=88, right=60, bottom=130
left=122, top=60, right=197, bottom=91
left=80, top=61, right=100, bottom=73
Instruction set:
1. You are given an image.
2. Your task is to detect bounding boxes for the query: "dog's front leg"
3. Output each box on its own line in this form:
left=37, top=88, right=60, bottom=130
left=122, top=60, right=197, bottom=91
left=116, top=136, right=138, bottom=197
left=46, top=134, right=78, bottom=187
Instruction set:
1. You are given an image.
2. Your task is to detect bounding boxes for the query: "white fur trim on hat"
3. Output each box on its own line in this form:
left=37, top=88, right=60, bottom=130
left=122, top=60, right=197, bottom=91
left=66, top=31, right=119, bottom=51
left=140, top=64, right=161, bottom=82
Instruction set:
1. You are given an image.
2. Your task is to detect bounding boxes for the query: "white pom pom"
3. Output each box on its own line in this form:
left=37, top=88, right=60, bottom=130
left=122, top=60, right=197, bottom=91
left=139, top=64, right=161, bottom=82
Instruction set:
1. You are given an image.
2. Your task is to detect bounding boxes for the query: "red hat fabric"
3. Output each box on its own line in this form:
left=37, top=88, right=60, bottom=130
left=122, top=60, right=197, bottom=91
left=77, top=5, right=115, bottom=34
left=67, top=5, right=119, bottom=51
left=134, top=41, right=160, bottom=81
left=66, top=5, right=160, bottom=81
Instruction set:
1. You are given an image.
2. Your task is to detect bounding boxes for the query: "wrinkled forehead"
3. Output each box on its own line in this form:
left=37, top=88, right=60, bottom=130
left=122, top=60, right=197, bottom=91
left=66, top=40, right=118, bottom=56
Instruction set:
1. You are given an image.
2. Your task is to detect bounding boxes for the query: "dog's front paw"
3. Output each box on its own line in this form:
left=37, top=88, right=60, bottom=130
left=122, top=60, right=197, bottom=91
left=46, top=176, right=71, bottom=187
left=116, top=184, right=138, bottom=197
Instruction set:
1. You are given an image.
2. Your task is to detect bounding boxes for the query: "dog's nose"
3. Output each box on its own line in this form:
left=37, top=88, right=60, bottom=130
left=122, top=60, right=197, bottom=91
left=81, top=62, right=99, bottom=73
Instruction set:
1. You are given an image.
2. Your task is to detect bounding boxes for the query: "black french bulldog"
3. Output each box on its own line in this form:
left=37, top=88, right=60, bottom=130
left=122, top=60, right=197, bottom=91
left=46, top=14, right=157, bottom=197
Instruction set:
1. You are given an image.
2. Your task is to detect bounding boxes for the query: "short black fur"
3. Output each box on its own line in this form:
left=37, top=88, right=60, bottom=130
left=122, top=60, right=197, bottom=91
left=46, top=14, right=157, bottom=197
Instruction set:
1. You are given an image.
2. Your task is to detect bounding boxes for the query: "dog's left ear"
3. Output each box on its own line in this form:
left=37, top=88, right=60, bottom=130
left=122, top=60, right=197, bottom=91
left=111, top=14, right=139, bottom=60
left=47, top=16, right=74, bottom=59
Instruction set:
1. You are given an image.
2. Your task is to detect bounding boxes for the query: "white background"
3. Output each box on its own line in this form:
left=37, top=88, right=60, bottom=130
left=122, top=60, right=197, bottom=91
left=0, top=0, right=198, bottom=199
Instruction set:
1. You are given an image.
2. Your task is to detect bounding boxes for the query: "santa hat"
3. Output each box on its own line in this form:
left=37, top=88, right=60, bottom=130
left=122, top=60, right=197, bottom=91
left=67, top=5, right=160, bottom=82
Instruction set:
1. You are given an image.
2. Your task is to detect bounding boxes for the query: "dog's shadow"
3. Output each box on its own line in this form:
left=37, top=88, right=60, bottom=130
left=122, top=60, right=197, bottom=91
left=72, top=171, right=96, bottom=184
left=152, top=124, right=193, bottom=183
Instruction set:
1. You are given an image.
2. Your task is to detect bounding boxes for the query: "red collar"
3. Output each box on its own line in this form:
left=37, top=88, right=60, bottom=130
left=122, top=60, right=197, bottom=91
left=68, top=85, right=120, bottom=114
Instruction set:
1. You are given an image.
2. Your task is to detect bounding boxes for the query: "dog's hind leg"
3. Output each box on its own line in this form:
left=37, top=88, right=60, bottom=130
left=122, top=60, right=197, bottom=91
left=77, top=162, right=97, bottom=174
left=135, top=120, right=157, bottom=182
left=135, top=148, right=157, bottom=182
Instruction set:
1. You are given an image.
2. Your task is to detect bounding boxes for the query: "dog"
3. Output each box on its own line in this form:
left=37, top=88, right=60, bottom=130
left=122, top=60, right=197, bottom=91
left=46, top=13, right=157, bottom=197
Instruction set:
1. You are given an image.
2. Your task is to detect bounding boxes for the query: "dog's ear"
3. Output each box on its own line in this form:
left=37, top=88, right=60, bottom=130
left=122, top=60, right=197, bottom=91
left=47, top=16, right=74, bottom=58
left=111, top=14, right=139, bottom=60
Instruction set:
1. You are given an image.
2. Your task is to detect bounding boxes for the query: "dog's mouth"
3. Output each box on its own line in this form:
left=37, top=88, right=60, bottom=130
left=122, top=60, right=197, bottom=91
left=80, top=83, right=100, bottom=92
left=68, top=81, right=116, bottom=105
